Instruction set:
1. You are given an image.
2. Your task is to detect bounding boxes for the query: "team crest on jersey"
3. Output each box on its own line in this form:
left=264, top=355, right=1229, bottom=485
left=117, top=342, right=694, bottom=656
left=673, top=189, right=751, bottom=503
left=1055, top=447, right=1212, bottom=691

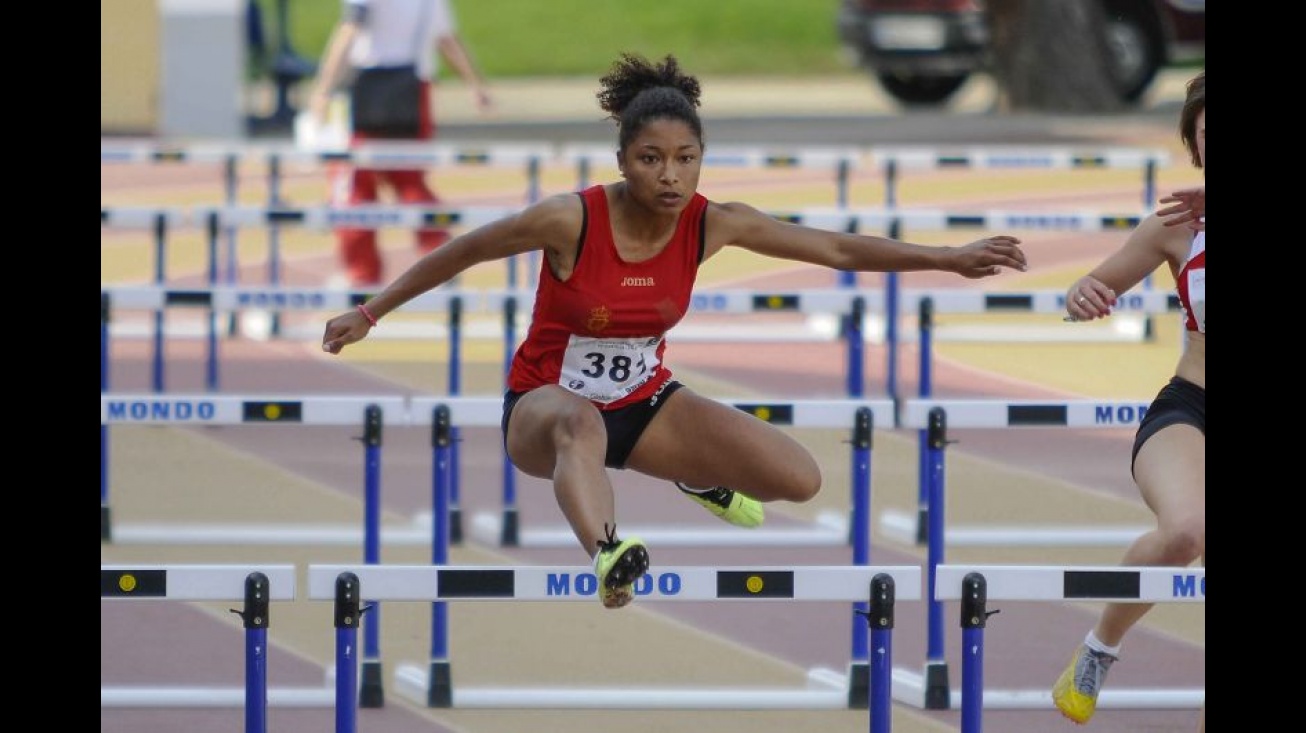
left=587, top=306, right=611, bottom=333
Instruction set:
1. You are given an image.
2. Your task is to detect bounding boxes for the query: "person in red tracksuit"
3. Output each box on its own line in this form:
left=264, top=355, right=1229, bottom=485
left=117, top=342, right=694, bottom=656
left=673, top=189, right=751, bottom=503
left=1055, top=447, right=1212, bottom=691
left=322, top=52, right=1027, bottom=609
left=308, top=0, right=492, bottom=286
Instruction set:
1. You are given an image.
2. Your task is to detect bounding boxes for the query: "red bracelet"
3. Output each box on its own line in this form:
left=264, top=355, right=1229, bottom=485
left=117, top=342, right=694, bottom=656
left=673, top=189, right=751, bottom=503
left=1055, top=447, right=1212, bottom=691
left=356, top=303, right=379, bottom=327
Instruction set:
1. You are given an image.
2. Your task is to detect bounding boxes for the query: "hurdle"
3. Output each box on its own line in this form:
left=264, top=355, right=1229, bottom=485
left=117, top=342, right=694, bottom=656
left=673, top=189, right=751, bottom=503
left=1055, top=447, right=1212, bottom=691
left=307, top=563, right=919, bottom=730
left=100, top=393, right=408, bottom=546
left=457, top=396, right=896, bottom=549
left=922, top=564, right=1203, bottom=730
left=99, top=282, right=486, bottom=391
left=883, top=399, right=1165, bottom=710
left=105, top=201, right=1161, bottom=399
left=102, top=140, right=555, bottom=293
left=100, top=564, right=330, bottom=732
left=887, top=398, right=1157, bottom=548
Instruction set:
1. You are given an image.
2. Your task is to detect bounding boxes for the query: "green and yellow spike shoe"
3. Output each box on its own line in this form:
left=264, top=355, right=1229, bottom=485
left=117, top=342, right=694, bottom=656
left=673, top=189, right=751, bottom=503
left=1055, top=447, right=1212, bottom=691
left=676, top=483, right=764, bottom=528
left=593, top=526, right=649, bottom=609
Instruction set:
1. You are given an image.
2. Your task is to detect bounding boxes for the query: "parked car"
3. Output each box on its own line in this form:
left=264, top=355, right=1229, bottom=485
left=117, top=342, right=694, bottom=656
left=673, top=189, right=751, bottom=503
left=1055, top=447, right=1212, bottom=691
left=837, top=0, right=1205, bottom=106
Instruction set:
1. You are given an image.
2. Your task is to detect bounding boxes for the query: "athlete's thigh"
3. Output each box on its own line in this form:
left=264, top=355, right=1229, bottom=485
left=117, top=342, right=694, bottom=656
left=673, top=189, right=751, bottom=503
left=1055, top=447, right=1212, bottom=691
left=624, top=387, right=818, bottom=499
left=504, top=385, right=603, bottom=478
left=1132, top=423, right=1204, bottom=526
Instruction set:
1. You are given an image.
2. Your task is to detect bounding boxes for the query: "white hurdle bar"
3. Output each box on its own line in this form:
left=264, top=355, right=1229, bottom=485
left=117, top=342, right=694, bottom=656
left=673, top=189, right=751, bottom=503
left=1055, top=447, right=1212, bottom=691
left=308, top=563, right=919, bottom=714
left=102, top=203, right=1152, bottom=234
left=883, top=398, right=1155, bottom=547
left=100, top=565, right=335, bottom=712
left=891, top=565, right=1203, bottom=717
left=101, top=394, right=409, bottom=545
left=101, top=280, right=1175, bottom=345
left=101, top=394, right=893, bottom=548
left=430, top=396, right=899, bottom=548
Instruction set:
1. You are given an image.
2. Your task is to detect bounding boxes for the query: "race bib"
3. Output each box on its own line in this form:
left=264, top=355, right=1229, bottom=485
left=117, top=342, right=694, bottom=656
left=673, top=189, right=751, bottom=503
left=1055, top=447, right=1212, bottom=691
left=559, top=335, right=662, bottom=404
left=1187, top=267, right=1205, bottom=332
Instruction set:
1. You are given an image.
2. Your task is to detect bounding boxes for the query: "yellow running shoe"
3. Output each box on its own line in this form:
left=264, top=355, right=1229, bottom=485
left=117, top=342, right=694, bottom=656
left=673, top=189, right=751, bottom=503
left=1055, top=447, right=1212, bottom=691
left=593, top=525, right=649, bottom=609
left=1052, top=644, right=1118, bottom=724
left=675, top=483, right=764, bottom=528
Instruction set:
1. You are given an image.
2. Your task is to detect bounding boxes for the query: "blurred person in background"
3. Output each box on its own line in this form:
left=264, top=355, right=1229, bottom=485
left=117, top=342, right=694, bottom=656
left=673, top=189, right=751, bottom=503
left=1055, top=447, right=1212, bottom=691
left=1055, top=69, right=1204, bottom=732
left=308, top=0, right=493, bottom=287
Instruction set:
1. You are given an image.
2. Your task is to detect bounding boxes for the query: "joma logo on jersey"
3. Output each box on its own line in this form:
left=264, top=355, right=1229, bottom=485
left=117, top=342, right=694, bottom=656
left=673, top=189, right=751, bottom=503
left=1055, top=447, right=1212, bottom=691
left=621, top=276, right=655, bottom=287
left=546, top=572, right=682, bottom=597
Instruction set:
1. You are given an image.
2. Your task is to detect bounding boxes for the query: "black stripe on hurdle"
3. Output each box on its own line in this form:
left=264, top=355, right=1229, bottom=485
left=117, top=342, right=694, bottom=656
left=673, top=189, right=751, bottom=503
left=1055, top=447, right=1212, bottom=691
left=1064, top=570, right=1141, bottom=599
left=242, top=401, right=303, bottom=422
left=1007, top=405, right=1068, bottom=426
left=763, top=155, right=799, bottom=168
left=984, top=294, right=1034, bottom=311
left=101, top=569, right=167, bottom=597
left=422, top=212, right=462, bottom=227
left=734, top=403, right=794, bottom=425
left=717, top=571, right=795, bottom=598
left=750, top=294, right=799, bottom=311
left=1098, top=215, right=1142, bottom=230
left=937, top=156, right=970, bottom=168
left=454, top=152, right=490, bottom=165
left=945, top=215, right=985, bottom=228
left=1167, top=293, right=1182, bottom=312
left=1070, top=156, right=1107, bottom=168
left=165, top=290, right=213, bottom=307
left=349, top=292, right=377, bottom=307
left=438, top=569, right=514, bottom=598
left=266, top=209, right=306, bottom=223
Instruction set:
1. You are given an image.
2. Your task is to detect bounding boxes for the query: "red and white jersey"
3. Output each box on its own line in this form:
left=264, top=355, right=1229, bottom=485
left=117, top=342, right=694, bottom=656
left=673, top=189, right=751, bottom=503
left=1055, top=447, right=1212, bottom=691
left=1177, top=230, right=1205, bottom=333
left=507, top=185, right=708, bottom=409
left=344, top=0, right=455, bottom=79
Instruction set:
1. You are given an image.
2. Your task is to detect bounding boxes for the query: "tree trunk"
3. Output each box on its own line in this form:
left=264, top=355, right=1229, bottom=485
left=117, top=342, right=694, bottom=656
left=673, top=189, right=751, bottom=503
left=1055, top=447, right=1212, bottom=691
left=987, top=0, right=1123, bottom=113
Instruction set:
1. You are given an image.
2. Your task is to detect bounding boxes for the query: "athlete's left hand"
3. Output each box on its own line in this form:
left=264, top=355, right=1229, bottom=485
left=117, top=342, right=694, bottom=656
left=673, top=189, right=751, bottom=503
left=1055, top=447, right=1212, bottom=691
left=950, top=235, right=1027, bottom=279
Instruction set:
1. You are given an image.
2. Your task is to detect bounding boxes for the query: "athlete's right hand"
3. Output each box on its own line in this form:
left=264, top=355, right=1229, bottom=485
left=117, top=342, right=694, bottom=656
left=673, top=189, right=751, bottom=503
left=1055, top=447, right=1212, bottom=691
left=322, top=309, right=372, bottom=354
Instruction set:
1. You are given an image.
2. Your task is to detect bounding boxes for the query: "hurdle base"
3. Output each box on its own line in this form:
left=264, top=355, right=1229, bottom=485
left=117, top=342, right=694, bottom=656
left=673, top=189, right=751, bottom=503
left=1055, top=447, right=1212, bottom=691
left=924, top=661, right=951, bottom=710
left=427, top=661, right=452, bottom=708
left=890, top=666, right=1204, bottom=710
left=449, top=507, right=463, bottom=545
left=846, top=662, right=869, bottom=709
left=360, top=660, right=385, bottom=708
left=394, top=663, right=854, bottom=709
left=879, top=509, right=1149, bottom=548
left=501, top=508, right=519, bottom=547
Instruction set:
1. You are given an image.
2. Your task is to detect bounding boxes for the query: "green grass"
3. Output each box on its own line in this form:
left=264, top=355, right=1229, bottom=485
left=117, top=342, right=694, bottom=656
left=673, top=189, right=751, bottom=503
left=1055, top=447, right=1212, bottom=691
left=261, top=0, right=851, bottom=79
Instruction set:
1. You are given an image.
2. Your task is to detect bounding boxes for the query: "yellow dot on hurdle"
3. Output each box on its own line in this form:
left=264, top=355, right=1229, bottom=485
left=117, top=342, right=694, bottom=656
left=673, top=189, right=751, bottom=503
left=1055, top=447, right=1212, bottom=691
left=767, top=296, right=782, bottom=308
left=746, top=576, right=764, bottom=594
left=119, top=574, right=137, bottom=593
left=265, top=404, right=282, bottom=420
left=754, top=407, right=772, bottom=421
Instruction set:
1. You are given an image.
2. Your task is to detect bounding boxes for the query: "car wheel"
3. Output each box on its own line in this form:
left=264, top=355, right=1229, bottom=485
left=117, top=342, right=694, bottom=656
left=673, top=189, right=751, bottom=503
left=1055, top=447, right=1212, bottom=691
left=1103, top=12, right=1160, bottom=102
left=877, top=73, right=969, bottom=106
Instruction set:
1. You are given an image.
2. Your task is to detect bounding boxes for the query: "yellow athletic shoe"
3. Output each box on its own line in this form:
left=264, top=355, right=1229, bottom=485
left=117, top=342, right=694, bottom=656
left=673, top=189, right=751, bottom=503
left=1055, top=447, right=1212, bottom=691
left=593, top=526, right=649, bottom=609
left=1052, top=644, right=1118, bottom=724
left=675, top=483, right=764, bottom=528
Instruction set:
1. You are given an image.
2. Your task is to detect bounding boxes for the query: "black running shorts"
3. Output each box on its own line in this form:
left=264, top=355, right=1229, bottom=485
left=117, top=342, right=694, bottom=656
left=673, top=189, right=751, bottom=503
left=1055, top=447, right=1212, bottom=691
left=502, top=379, right=684, bottom=469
